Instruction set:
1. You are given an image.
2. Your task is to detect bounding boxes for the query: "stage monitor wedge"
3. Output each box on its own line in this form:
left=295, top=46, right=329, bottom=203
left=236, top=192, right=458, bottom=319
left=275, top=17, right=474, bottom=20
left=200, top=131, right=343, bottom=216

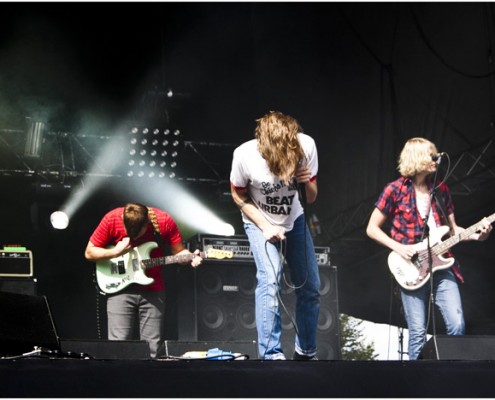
left=0, top=291, right=59, bottom=356
left=420, top=335, right=495, bottom=360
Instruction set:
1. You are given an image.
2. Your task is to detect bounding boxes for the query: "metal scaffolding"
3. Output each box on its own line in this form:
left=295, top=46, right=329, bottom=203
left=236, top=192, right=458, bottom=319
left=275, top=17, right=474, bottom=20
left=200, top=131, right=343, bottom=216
left=321, top=136, right=495, bottom=251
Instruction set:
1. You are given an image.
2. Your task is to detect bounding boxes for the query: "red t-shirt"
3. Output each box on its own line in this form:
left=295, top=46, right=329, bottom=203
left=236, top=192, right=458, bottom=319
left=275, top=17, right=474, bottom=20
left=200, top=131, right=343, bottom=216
left=89, top=207, right=183, bottom=291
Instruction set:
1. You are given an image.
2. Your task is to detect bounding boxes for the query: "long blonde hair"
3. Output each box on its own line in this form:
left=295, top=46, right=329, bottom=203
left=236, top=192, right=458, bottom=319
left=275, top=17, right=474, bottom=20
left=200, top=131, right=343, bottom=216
left=255, top=111, right=304, bottom=184
left=398, top=137, right=438, bottom=177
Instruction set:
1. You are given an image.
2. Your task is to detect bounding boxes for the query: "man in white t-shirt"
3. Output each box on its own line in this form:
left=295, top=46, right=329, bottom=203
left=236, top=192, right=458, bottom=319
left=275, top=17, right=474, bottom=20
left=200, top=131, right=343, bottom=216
left=230, top=111, right=321, bottom=360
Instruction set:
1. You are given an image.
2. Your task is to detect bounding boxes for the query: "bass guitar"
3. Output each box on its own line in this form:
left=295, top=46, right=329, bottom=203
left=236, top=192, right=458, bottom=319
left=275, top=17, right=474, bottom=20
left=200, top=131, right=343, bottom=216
left=95, top=241, right=233, bottom=294
left=388, top=213, right=495, bottom=290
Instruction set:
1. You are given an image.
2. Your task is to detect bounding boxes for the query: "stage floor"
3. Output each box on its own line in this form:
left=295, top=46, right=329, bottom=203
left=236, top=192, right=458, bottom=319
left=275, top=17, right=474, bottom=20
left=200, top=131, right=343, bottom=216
left=2, top=358, right=495, bottom=397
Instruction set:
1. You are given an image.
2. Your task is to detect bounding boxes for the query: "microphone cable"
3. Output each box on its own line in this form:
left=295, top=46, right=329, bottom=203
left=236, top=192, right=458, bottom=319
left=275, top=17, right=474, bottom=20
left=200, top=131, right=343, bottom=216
left=261, top=236, right=303, bottom=360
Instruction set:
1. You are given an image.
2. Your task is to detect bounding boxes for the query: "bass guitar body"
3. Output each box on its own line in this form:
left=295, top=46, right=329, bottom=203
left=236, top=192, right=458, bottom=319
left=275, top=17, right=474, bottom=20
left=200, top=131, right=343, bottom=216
left=388, top=225, right=454, bottom=290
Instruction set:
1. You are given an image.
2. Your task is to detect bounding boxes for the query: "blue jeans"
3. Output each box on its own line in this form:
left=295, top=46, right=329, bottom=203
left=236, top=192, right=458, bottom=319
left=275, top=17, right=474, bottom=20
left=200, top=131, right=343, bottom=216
left=245, top=214, right=321, bottom=360
left=401, top=268, right=465, bottom=360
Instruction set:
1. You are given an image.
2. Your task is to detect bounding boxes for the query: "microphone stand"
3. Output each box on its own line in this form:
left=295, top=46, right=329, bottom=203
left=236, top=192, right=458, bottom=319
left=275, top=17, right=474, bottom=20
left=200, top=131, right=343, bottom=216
left=419, top=163, right=441, bottom=359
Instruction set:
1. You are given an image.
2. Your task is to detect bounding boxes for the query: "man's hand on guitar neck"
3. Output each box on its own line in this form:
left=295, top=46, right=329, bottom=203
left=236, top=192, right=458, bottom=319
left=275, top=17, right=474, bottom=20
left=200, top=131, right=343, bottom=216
left=176, top=248, right=203, bottom=268
left=473, top=217, right=492, bottom=241
left=452, top=217, right=492, bottom=242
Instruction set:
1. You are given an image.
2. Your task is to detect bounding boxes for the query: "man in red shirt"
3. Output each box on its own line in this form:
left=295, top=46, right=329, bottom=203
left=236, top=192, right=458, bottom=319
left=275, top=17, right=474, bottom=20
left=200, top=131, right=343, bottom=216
left=85, top=202, right=202, bottom=357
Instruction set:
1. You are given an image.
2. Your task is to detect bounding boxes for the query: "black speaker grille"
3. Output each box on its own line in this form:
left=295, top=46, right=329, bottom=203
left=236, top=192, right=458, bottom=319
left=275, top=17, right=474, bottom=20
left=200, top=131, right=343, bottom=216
left=196, top=264, right=257, bottom=341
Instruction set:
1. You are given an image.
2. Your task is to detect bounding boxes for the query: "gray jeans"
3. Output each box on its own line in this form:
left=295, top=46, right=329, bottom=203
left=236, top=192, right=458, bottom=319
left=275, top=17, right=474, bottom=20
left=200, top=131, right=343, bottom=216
left=106, top=290, right=165, bottom=357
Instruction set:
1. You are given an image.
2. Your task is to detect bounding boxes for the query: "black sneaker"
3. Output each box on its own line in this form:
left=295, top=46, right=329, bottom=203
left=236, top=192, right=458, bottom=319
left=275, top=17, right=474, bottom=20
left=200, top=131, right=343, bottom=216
left=293, top=352, right=318, bottom=361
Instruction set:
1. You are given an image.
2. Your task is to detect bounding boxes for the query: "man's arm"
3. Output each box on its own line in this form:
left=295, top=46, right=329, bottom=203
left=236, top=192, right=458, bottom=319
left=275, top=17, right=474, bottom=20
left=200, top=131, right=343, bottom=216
left=170, top=242, right=203, bottom=268
left=366, top=207, right=419, bottom=260
left=230, top=184, right=285, bottom=243
left=295, top=166, right=317, bottom=204
left=84, top=238, right=132, bottom=261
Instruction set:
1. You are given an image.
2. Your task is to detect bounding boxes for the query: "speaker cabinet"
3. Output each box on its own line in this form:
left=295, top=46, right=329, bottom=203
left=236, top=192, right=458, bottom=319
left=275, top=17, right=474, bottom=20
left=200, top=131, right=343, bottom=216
left=280, top=265, right=341, bottom=360
left=195, top=262, right=257, bottom=341
left=179, top=261, right=341, bottom=360
left=0, top=278, right=37, bottom=296
left=0, top=291, right=59, bottom=356
left=420, top=335, right=495, bottom=360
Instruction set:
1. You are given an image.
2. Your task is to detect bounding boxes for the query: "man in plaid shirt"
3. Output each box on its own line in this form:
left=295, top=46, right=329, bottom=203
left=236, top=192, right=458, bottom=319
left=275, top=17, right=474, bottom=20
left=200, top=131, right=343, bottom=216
left=367, top=137, right=492, bottom=360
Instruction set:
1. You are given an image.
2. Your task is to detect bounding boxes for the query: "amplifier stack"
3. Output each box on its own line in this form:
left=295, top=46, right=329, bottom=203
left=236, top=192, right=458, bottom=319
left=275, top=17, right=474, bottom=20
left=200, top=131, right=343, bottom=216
left=181, top=234, right=340, bottom=360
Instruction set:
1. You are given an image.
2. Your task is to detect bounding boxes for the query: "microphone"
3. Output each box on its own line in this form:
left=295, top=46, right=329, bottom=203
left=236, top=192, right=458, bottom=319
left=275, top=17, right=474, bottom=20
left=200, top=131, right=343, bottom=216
left=432, top=152, right=446, bottom=163
left=299, top=181, right=307, bottom=206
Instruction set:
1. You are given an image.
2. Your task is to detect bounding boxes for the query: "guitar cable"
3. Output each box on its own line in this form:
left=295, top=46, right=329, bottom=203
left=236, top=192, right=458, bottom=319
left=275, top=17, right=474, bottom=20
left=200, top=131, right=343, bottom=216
left=93, top=269, right=105, bottom=340
left=388, top=277, right=403, bottom=360
left=261, top=226, right=309, bottom=360
left=260, top=238, right=293, bottom=360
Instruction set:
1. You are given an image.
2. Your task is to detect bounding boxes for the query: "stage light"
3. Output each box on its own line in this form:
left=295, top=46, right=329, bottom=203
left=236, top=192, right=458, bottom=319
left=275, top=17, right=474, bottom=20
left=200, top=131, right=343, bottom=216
left=126, top=126, right=182, bottom=179
left=50, top=211, right=69, bottom=230
left=51, top=130, right=128, bottom=231
left=24, top=121, right=45, bottom=158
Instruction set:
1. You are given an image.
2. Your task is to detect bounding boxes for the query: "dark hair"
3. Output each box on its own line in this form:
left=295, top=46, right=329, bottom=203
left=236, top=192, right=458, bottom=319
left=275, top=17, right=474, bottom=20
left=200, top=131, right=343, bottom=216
left=123, top=203, right=148, bottom=240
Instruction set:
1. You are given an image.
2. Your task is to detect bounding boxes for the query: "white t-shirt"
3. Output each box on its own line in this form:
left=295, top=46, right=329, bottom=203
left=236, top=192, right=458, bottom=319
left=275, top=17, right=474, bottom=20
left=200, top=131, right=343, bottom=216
left=230, top=133, right=318, bottom=231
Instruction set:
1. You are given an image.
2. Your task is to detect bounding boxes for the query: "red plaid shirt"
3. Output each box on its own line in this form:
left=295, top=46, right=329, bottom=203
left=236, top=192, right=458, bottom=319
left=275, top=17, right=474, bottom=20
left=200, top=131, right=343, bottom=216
left=375, top=176, right=463, bottom=282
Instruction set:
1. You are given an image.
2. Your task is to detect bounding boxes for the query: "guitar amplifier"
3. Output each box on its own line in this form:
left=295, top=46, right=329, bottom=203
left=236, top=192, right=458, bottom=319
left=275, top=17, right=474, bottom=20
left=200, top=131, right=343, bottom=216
left=314, top=246, right=331, bottom=266
left=0, top=250, right=33, bottom=277
left=190, top=234, right=330, bottom=266
left=195, top=235, right=253, bottom=263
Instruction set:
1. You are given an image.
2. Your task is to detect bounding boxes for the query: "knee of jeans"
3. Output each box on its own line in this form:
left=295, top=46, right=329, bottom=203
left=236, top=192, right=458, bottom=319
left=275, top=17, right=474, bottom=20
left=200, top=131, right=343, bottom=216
left=407, top=321, right=426, bottom=337
left=256, top=281, right=279, bottom=300
left=296, top=283, right=320, bottom=300
left=448, top=319, right=465, bottom=335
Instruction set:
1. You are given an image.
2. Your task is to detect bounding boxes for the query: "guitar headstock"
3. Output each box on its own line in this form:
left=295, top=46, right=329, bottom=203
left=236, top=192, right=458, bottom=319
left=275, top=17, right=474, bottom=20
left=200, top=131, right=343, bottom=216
left=205, top=248, right=234, bottom=259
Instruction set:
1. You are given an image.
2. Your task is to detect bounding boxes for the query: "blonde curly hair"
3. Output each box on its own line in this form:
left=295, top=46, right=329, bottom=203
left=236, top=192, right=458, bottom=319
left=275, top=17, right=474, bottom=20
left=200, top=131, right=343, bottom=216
left=255, top=111, right=305, bottom=184
left=398, top=137, right=438, bottom=177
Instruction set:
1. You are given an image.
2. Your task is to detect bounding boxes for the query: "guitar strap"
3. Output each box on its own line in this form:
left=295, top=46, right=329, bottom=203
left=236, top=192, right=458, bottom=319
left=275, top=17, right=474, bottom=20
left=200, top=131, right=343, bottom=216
left=433, top=191, right=454, bottom=236
left=147, top=207, right=166, bottom=249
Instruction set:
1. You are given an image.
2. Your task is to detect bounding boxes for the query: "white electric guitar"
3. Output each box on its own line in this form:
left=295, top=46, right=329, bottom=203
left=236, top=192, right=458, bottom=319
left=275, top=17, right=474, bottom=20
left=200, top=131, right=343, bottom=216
left=95, top=241, right=233, bottom=294
left=388, top=213, right=495, bottom=290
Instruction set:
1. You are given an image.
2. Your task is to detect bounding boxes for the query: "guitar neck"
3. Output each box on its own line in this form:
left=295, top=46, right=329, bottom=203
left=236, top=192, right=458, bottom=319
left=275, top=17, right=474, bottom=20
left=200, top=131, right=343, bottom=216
left=433, top=212, right=495, bottom=256
left=142, top=251, right=205, bottom=269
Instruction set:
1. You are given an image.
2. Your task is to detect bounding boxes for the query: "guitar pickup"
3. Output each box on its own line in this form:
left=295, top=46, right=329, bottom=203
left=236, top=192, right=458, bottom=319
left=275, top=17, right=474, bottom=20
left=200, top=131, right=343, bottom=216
left=110, top=262, right=118, bottom=274
left=117, top=260, right=126, bottom=275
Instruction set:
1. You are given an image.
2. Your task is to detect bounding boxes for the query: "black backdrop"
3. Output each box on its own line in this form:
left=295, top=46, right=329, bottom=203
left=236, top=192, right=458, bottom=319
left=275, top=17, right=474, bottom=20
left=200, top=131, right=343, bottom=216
left=1, top=2, right=495, bottom=341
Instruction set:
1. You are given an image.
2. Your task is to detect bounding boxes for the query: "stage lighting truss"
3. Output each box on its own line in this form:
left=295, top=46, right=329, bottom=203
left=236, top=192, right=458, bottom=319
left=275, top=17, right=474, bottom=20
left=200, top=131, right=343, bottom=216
left=126, top=126, right=181, bottom=179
